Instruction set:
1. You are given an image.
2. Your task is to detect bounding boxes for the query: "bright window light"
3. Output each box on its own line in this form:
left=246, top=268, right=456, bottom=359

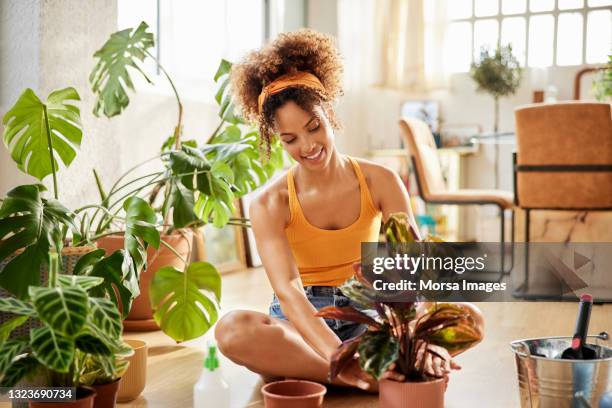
left=587, top=0, right=612, bottom=6
left=474, top=19, right=499, bottom=60
left=586, top=10, right=612, bottom=63
left=475, top=0, right=499, bottom=17
left=446, top=22, right=472, bottom=72
left=556, top=13, right=584, bottom=66
left=558, top=0, right=584, bottom=9
left=501, top=17, right=526, bottom=65
left=448, top=0, right=473, bottom=19
left=528, top=14, right=554, bottom=67
left=501, top=0, right=526, bottom=15
left=530, top=0, right=555, bottom=12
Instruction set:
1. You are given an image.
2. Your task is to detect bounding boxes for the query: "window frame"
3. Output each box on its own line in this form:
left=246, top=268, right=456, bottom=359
left=449, top=0, right=611, bottom=69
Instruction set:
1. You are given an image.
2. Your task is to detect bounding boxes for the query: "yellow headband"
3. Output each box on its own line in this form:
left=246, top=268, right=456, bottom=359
left=257, top=71, right=326, bottom=114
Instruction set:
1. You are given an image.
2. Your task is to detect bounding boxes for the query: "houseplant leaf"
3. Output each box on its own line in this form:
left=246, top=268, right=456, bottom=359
left=0, top=356, right=39, bottom=387
left=0, top=184, right=76, bottom=298
left=123, top=196, right=160, bottom=282
left=315, top=306, right=381, bottom=328
left=57, top=275, right=104, bottom=291
left=0, top=316, right=29, bottom=344
left=0, top=339, right=28, bottom=374
left=2, top=87, right=82, bottom=181
left=30, top=325, right=75, bottom=373
left=329, top=335, right=363, bottom=380
left=88, top=250, right=136, bottom=319
left=163, top=178, right=198, bottom=228
left=88, top=297, right=121, bottom=338
left=150, top=261, right=221, bottom=342
left=90, top=21, right=155, bottom=118
left=29, top=286, right=88, bottom=337
left=0, top=297, right=36, bottom=317
left=357, top=328, right=399, bottom=380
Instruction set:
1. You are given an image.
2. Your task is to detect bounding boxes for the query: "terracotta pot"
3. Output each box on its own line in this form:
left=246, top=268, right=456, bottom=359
left=91, top=379, right=120, bottom=408
left=261, top=380, right=326, bottom=408
left=117, top=339, right=147, bottom=402
left=28, top=387, right=96, bottom=408
left=379, top=377, right=445, bottom=408
left=96, top=230, right=192, bottom=330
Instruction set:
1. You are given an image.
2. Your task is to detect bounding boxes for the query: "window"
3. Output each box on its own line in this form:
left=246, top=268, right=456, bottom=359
left=446, top=0, right=612, bottom=72
left=118, top=0, right=266, bottom=101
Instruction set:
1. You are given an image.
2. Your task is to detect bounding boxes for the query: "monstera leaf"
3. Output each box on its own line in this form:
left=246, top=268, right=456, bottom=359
left=0, top=184, right=77, bottom=298
left=150, top=261, right=221, bottom=342
left=2, top=88, right=82, bottom=182
left=122, top=196, right=159, bottom=285
left=90, top=21, right=154, bottom=118
left=214, top=59, right=243, bottom=124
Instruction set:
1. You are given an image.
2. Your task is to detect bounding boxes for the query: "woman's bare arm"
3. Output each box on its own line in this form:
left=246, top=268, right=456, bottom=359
left=250, top=191, right=342, bottom=361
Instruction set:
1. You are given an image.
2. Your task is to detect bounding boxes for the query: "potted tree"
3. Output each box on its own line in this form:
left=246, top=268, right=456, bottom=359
left=469, top=44, right=522, bottom=134
left=316, top=213, right=483, bottom=408
left=88, top=22, right=284, bottom=340
left=0, top=253, right=133, bottom=408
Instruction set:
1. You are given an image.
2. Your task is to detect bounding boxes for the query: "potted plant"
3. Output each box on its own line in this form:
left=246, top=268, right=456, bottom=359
left=593, top=54, right=612, bottom=102
left=0, top=86, right=159, bottom=329
left=316, top=213, right=483, bottom=408
left=469, top=44, right=522, bottom=134
left=0, top=253, right=133, bottom=408
left=87, top=22, right=284, bottom=341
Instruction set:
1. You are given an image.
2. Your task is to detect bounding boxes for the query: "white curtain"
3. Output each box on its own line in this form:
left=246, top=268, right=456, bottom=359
left=374, top=0, right=449, bottom=91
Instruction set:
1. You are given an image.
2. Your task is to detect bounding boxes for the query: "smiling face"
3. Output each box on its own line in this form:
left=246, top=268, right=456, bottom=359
left=274, top=100, right=335, bottom=169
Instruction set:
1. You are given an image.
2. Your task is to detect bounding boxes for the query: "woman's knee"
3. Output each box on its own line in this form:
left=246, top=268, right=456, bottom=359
left=215, top=310, right=267, bottom=358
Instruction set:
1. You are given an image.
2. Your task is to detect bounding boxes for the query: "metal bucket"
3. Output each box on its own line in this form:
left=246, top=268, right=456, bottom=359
left=511, top=333, right=612, bottom=408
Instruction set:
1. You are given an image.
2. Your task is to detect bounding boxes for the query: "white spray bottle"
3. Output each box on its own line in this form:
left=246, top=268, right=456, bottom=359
left=193, top=344, right=230, bottom=408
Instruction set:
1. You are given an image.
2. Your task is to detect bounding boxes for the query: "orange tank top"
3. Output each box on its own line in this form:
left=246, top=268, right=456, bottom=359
left=285, top=156, right=382, bottom=286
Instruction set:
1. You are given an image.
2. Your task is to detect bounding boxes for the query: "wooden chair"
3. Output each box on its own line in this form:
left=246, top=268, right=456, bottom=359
left=399, top=118, right=515, bottom=280
left=513, top=102, right=612, bottom=300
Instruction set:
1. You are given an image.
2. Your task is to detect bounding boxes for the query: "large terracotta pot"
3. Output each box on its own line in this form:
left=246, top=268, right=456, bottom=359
left=91, top=379, right=120, bottom=408
left=379, top=378, right=445, bottom=408
left=28, top=387, right=96, bottom=408
left=96, top=229, right=192, bottom=331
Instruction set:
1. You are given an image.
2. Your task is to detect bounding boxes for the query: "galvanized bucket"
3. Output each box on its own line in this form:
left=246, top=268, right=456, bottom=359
left=511, top=333, right=612, bottom=408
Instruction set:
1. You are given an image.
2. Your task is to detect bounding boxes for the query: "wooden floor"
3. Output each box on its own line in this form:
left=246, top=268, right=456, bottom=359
left=3, top=267, right=610, bottom=407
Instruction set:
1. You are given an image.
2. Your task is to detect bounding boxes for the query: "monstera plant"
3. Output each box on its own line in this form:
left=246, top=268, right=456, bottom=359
left=0, top=83, right=158, bottom=306
left=86, top=22, right=284, bottom=342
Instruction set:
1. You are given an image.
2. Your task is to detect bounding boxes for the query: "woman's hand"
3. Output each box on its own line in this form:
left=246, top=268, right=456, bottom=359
left=336, top=356, right=405, bottom=392
left=415, top=343, right=461, bottom=380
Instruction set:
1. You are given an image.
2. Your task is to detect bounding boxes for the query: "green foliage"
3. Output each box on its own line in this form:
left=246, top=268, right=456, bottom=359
left=0, top=185, right=77, bottom=299
left=150, top=261, right=221, bottom=342
left=319, top=212, right=482, bottom=382
left=0, top=255, right=129, bottom=387
left=593, top=55, right=612, bottom=102
left=90, top=22, right=155, bottom=118
left=470, top=45, right=522, bottom=98
left=2, top=88, right=83, bottom=182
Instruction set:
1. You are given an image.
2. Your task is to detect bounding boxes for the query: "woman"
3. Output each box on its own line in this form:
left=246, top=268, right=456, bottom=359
left=214, top=29, right=484, bottom=391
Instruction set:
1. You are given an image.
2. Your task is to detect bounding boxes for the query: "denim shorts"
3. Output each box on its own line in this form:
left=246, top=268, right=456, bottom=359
left=268, top=286, right=374, bottom=342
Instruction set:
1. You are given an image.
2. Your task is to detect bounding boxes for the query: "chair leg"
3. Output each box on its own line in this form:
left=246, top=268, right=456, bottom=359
left=499, top=206, right=505, bottom=278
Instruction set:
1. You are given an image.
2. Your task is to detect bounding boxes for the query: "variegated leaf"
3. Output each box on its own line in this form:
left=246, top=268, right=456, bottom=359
left=57, top=275, right=104, bottom=291
left=0, top=297, right=36, bottom=317
left=29, top=286, right=88, bottom=336
left=0, top=339, right=28, bottom=374
left=88, top=297, right=121, bottom=338
left=30, top=326, right=74, bottom=373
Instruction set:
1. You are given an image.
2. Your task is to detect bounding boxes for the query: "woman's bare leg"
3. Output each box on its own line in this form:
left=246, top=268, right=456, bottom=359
left=214, top=310, right=338, bottom=384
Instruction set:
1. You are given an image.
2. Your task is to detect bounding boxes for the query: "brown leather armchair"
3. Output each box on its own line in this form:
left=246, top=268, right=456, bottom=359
left=513, top=102, right=612, bottom=300
left=399, top=118, right=514, bottom=279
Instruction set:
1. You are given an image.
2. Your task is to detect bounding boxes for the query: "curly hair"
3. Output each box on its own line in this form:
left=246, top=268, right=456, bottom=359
left=230, top=29, right=344, bottom=157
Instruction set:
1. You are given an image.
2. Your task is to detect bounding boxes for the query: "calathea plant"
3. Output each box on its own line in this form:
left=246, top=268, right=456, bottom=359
left=317, top=213, right=482, bottom=382
left=0, top=253, right=132, bottom=389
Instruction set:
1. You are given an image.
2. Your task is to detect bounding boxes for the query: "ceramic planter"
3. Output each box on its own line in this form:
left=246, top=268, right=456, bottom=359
left=261, top=380, right=326, bottom=408
left=379, top=377, right=445, bottom=408
left=28, top=387, right=96, bottom=408
left=117, top=339, right=148, bottom=402
left=91, top=379, right=120, bottom=408
left=96, top=230, right=192, bottom=331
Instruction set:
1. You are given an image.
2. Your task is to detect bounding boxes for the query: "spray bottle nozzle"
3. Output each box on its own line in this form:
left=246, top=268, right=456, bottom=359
left=204, top=345, right=219, bottom=371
